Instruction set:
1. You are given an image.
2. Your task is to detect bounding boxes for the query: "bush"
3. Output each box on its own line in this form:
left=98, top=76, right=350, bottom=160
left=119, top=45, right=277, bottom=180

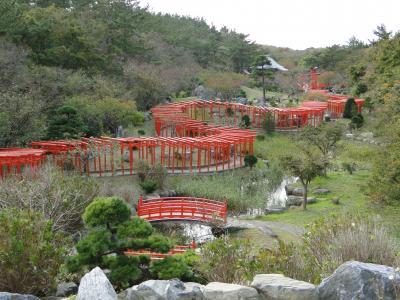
left=0, top=164, right=98, bottom=233
left=150, top=255, right=193, bottom=280
left=138, top=129, right=146, bottom=135
left=343, top=98, right=356, bottom=118
left=259, top=213, right=400, bottom=284
left=67, top=197, right=173, bottom=289
left=135, top=161, right=167, bottom=190
left=351, top=113, right=364, bottom=128
left=256, top=135, right=265, bottom=141
left=262, top=112, right=275, bottom=134
left=244, top=154, right=258, bottom=169
left=198, top=237, right=258, bottom=284
left=241, top=115, right=251, bottom=128
left=0, top=209, right=67, bottom=295
left=140, top=180, right=158, bottom=194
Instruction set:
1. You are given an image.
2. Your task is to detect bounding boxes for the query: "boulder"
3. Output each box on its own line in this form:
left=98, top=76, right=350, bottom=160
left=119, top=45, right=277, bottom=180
left=121, top=279, right=204, bottom=300
left=360, top=132, right=374, bottom=139
left=251, top=274, right=318, bottom=300
left=314, top=188, right=330, bottom=195
left=284, top=185, right=295, bottom=195
left=0, top=293, right=39, bottom=300
left=291, top=188, right=304, bottom=196
left=331, top=197, right=340, bottom=205
left=318, top=261, right=400, bottom=300
left=76, top=267, right=117, bottom=300
left=286, top=196, right=316, bottom=207
left=158, top=190, right=177, bottom=197
left=203, top=282, right=259, bottom=300
left=56, top=282, right=78, bottom=297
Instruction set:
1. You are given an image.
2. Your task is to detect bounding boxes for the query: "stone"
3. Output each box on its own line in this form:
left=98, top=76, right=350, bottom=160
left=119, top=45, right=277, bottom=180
left=143, top=193, right=160, bottom=200
left=251, top=274, right=318, bottom=300
left=318, top=261, right=400, bottom=300
left=286, top=196, right=316, bottom=207
left=291, top=188, right=304, bottom=196
left=360, top=132, right=374, bottom=139
left=121, top=279, right=204, bottom=300
left=331, top=197, right=340, bottom=205
left=345, top=133, right=354, bottom=139
left=0, top=293, right=39, bottom=300
left=203, top=282, right=259, bottom=300
left=56, top=282, right=78, bottom=297
left=76, top=267, right=117, bottom=300
left=284, top=185, right=295, bottom=195
left=158, top=190, right=177, bottom=197
left=314, top=188, right=330, bottom=195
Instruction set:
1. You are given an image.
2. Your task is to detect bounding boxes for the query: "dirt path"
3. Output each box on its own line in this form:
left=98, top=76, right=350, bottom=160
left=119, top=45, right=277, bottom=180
left=226, top=217, right=304, bottom=247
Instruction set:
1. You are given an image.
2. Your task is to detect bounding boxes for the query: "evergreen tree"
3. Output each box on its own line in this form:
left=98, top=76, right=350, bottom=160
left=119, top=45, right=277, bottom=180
left=47, top=105, right=87, bottom=139
left=67, top=197, right=173, bottom=289
left=343, top=98, right=356, bottom=119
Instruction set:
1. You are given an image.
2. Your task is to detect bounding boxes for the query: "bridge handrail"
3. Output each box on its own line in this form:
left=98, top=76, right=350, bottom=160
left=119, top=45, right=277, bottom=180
left=137, top=196, right=227, bottom=223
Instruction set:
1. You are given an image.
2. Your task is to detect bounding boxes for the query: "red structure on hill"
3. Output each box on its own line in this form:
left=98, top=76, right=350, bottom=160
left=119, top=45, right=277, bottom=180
left=0, top=92, right=364, bottom=179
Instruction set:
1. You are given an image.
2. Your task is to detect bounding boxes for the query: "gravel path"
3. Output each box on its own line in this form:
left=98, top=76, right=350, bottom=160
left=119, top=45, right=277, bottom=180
left=226, top=217, right=304, bottom=241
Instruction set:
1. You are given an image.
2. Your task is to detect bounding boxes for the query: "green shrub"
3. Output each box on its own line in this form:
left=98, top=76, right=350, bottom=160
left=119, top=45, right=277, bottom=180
left=256, top=135, right=265, bottom=141
left=140, top=180, right=158, bottom=194
left=226, top=107, right=234, bottom=117
left=351, top=113, right=364, bottom=128
left=150, top=255, right=193, bottom=280
left=244, top=154, right=258, bottom=169
left=138, top=129, right=145, bottom=135
left=262, top=112, right=275, bottom=134
left=0, top=209, right=68, bottom=295
left=198, top=237, right=258, bottom=284
left=343, top=98, right=356, bottom=118
left=258, top=213, right=400, bottom=284
left=0, top=164, right=98, bottom=233
left=67, top=197, right=173, bottom=289
left=242, top=115, right=251, bottom=128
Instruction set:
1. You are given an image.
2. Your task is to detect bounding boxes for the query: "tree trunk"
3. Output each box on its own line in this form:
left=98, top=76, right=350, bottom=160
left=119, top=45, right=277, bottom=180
left=262, top=73, right=266, bottom=105
left=302, top=182, right=308, bottom=210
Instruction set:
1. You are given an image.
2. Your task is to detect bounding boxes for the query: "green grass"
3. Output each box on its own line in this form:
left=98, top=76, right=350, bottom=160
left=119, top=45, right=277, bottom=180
left=254, top=171, right=369, bottom=226
left=252, top=169, right=400, bottom=240
left=253, top=133, right=297, bottom=161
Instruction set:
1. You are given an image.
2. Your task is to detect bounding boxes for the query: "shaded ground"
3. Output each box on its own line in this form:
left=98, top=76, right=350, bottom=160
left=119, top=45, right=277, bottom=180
left=227, top=217, right=303, bottom=249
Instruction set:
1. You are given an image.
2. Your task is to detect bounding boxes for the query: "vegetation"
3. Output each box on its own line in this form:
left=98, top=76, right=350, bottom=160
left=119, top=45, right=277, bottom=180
left=343, top=98, right=357, bottom=118
left=259, top=214, right=400, bottom=284
left=300, top=123, right=343, bottom=175
left=199, top=237, right=258, bottom=284
left=67, top=197, right=174, bottom=289
left=0, top=164, right=98, bottom=233
left=280, top=146, right=324, bottom=210
left=0, top=209, right=67, bottom=295
left=170, top=166, right=283, bottom=214
left=244, top=154, right=258, bottom=169
left=263, top=112, right=275, bottom=134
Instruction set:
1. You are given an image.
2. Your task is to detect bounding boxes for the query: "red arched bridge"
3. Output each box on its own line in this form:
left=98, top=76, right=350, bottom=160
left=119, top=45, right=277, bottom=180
left=137, top=196, right=227, bottom=224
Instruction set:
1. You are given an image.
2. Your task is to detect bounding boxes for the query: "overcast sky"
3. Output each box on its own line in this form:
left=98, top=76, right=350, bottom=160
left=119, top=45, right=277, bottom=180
left=143, top=0, right=399, bottom=50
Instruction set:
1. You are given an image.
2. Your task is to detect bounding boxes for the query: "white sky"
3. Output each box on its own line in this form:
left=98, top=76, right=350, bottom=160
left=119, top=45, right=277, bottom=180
left=143, top=0, right=400, bottom=50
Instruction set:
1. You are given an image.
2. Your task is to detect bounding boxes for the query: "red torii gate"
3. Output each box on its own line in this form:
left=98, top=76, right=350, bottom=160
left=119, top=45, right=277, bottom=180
left=0, top=148, right=47, bottom=179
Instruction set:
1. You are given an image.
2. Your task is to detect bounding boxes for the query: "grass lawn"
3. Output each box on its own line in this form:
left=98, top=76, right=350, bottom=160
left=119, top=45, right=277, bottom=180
left=253, top=170, right=400, bottom=239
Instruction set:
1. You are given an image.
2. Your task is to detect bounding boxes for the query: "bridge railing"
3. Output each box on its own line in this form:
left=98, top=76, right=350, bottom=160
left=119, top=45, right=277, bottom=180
left=137, top=196, right=227, bottom=224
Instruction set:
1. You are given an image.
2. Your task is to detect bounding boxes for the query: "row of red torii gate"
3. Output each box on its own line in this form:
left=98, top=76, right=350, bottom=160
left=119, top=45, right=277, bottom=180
left=0, top=93, right=364, bottom=179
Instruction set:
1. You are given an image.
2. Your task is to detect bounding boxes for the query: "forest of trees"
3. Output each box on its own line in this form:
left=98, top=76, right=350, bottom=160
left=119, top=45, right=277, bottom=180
left=0, top=0, right=258, bottom=146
